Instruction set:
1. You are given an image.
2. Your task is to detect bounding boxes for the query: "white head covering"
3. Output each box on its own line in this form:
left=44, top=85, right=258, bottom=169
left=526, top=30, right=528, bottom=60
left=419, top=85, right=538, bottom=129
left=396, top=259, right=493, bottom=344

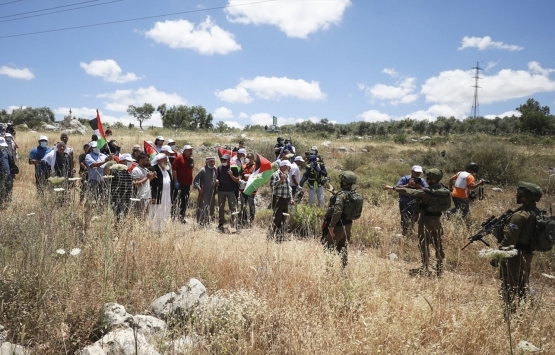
left=237, top=148, right=247, bottom=155
left=151, top=153, right=167, bottom=166
left=411, top=165, right=423, bottom=173
left=0, top=137, right=7, bottom=147
left=160, top=145, right=174, bottom=153
left=279, top=160, right=291, bottom=167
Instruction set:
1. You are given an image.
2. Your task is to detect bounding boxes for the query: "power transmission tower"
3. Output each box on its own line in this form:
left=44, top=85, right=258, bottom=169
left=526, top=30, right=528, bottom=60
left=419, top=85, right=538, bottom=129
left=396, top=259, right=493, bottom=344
left=470, top=61, right=483, bottom=119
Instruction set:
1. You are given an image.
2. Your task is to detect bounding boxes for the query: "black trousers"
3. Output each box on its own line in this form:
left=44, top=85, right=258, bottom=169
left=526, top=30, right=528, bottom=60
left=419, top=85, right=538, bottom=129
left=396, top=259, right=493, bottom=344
left=173, top=185, right=191, bottom=220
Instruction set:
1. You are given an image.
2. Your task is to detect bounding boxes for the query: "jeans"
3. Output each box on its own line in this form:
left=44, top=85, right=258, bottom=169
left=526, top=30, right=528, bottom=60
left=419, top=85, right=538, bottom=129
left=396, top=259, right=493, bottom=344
left=308, top=186, right=324, bottom=207
left=173, top=185, right=191, bottom=221
left=218, top=191, right=238, bottom=226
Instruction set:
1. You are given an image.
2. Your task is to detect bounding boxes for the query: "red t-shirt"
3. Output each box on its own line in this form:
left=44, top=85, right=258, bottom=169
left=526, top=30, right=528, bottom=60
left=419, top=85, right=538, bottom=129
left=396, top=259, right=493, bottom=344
left=172, top=154, right=194, bottom=186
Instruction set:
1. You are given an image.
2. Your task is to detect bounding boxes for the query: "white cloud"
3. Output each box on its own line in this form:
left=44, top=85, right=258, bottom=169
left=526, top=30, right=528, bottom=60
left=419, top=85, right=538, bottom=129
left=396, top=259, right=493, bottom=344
left=0, top=66, right=34, bottom=80
left=485, top=61, right=499, bottom=71
left=225, top=0, right=351, bottom=38
left=382, top=68, right=399, bottom=77
left=6, top=105, right=27, bottom=112
left=421, top=62, right=555, bottom=109
left=367, top=77, right=418, bottom=105
left=484, top=110, right=522, bottom=119
left=404, top=104, right=464, bottom=121
left=224, top=120, right=243, bottom=129
left=216, top=76, right=326, bottom=103
left=239, top=112, right=248, bottom=119
left=215, top=87, right=252, bottom=103
left=144, top=16, right=241, bottom=55
left=97, top=86, right=186, bottom=122
left=458, top=36, right=523, bottom=51
left=80, top=59, right=141, bottom=83
left=356, top=109, right=391, bottom=122
left=357, top=83, right=365, bottom=90
left=213, top=107, right=234, bottom=119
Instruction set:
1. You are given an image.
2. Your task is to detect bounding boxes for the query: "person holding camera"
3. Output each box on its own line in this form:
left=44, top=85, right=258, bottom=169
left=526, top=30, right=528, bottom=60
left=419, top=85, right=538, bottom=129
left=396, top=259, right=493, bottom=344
left=396, top=165, right=427, bottom=236
left=299, top=154, right=328, bottom=207
left=446, top=162, right=486, bottom=219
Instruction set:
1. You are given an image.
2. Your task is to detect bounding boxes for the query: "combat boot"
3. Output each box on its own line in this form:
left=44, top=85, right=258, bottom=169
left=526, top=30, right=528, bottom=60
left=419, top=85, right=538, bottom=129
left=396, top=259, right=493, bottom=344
left=436, top=261, right=443, bottom=278
left=409, top=267, right=432, bottom=277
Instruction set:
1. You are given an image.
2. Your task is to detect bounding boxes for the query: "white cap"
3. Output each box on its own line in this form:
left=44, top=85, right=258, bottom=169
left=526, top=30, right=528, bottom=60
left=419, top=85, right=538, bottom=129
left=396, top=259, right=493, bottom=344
left=0, top=137, right=7, bottom=147
left=412, top=165, right=423, bottom=173
left=155, top=136, right=165, bottom=141
left=294, top=156, right=303, bottom=162
left=279, top=160, right=291, bottom=167
left=89, top=141, right=98, bottom=148
left=311, top=146, right=318, bottom=151
left=4, top=133, right=12, bottom=138
left=168, top=139, right=175, bottom=144
left=183, top=145, right=193, bottom=150
left=39, top=135, right=48, bottom=141
left=237, top=148, right=247, bottom=154
left=161, top=145, right=174, bottom=153
left=119, top=153, right=135, bottom=162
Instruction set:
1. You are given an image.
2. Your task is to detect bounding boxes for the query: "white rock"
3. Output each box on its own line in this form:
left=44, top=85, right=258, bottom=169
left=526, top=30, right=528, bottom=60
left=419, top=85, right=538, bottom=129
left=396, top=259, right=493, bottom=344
left=0, top=342, right=28, bottom=355
left=79, top=344, right=106, bottom=355
left=96, top=328, right=160, bottom=355
left=420, top=136, right=431, bottom=141
left=411, top=138, right=418, bottom=142
left=0, top=325, right=6, bottom=343
left=388, top=253, right=399, bottom=261
left=350, top=148, right=356, bottom=152
left=361, top=149, right=368, bottom=153
left=131, top=315, right=166, bottom=335
left=240, top=134, right=246, bottom=138
left=43, top=124, right=57, bottom=131
left=150, top=278, right=207, bottom=320
left=491, top=187, right=503, bottom=192
left=102, top=303, right=133, bottom=329
left=321, top=141, right=331, bottom=147
left=338, top=147, right=348, bottom=152
left=374, top=227, right=382, bottom=231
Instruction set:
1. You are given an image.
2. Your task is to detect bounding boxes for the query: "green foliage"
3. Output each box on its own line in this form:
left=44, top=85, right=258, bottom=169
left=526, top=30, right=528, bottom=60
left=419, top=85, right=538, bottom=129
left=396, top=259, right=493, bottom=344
left=289, top=205, right=326, bottom=237
left=158, top=104, right=213, bottom=130
left=5, top=106, right=55, bottom=125
left=517, top=98, right=554, bottom=135
left=127, top=103, right=155, bottom=130
left=393, top=133, right=407, bottom=145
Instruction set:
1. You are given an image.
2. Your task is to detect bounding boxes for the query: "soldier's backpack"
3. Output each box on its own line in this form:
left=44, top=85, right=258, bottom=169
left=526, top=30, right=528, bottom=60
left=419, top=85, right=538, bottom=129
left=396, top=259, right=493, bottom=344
left=341, top=190, right=364, bottom=220
left=423, top=185, right=451, bottom=213
left=530, top=209, right=555, bottom=252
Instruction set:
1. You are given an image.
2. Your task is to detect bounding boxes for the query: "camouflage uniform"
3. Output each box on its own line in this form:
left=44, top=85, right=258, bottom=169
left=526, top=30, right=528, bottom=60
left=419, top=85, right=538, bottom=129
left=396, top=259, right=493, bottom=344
left=498, top=182, right=541, bottom=309
left=395, top=182, right=445, bottom=276
left=322, top=189, right=353, bottom=268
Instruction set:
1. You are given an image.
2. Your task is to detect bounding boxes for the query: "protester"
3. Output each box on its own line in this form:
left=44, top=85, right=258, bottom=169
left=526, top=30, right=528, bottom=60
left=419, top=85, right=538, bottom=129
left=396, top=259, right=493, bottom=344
left=232, top=140, right=245, bottom=153
left=131, top=144, right=143, bottom=161
left=43, top=141, right=73, bottom=180
left=290, top=156, right=303, bottom=198
left=269, top=160, right=294, bottom=240
left=154, top=136, right=165, bottom=153
left=29, top=135, right=52, bottom=195
left=446, top=162, right=486, bottom=219
left=194, top=157, right=217, bottom=226
left=239, top=153, right=256, bottom=226
left=216, top=154, right=239, bottom=231
left=396, top=165, right=427, bottom=236
left=78, top=143, right=90, bottom=202
left=85, top=141, right=113, bottom=205
left=274, top=137, right=284, bottom=159
left=172, top=145, right=194, bottom=223
left=149, top=153, right=173, bottom=232
left=231, top=148, right=246, bottom=166
left=4, top=133, right=18, bottom=160
left=131, top=153, right=156, bottom=217
left=105, top=154, right=135, bottom=221
left=167, top=139, right=178, bottom=158
left=0, top=137, right=15, bottom=207
left=60, top=132, right=75, bottom=169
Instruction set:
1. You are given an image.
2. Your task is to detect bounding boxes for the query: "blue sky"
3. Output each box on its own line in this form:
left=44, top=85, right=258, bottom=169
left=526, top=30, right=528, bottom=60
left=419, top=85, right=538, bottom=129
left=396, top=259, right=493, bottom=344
left=1, top=0, right=554, bottom=128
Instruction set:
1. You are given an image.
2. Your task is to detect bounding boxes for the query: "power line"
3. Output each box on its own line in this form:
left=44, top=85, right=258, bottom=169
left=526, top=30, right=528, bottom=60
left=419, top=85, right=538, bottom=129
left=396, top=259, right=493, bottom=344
left=0, top=0, right=22, bottom=6
left=0, top=0, right=276, bottom=39
left=0, top=0, right=123, bottom=23
left=0, top=0, right=100, bottom=19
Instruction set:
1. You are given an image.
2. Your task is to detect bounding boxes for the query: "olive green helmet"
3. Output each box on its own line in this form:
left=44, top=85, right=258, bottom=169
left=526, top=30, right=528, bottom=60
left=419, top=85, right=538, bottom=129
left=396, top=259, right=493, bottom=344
left=425, top=168, right=443, bottom=180
left=517, top=182, right=543, bottom=202
left=339, top=171, right=357, bottom=184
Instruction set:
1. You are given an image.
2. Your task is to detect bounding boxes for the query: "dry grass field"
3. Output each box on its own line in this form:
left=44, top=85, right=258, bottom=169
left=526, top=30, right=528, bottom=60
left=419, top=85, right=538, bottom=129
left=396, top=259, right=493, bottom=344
left=1, top=128, right=555, bottom=354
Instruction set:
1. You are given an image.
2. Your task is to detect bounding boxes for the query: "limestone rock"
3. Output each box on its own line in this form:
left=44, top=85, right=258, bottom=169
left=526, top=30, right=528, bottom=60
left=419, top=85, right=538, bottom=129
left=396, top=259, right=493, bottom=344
left=337, top=147, right=348, bottom=152
left=0, top=325, right=6, bottom=343
left=102, top=303, right=133, bottom=329
left=321, top=141, right=331, bottom=147
left=79, top=344, right=106, bottom=355
left=43, top=124, right=57, bottom=131
left=149, top=278, right=207, bottom=320
left=361, top=148, right=368, bottom=153
left=350, top=148, right=356, bottom=152
left=0, top=342, right=28, bottom=355
left=491, top=187, right=503, bottom=192
left=131, top=315, right=166, bottom=335
left=95, top=328, right=160, bottom=355
left=388, top=253, right=399, bottom=261
left=420, top=136, right=431, bottom=141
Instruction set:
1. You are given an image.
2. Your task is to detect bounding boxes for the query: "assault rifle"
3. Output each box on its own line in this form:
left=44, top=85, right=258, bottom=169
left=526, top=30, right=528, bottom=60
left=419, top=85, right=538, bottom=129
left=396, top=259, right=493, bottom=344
left=461, top=209, right=514, bottom=250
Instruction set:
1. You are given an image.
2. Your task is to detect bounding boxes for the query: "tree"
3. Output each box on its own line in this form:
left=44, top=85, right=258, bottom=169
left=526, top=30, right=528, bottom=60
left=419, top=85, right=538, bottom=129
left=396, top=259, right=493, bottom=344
left=516, top=98, right=553, bottom=135
left=127, top=103, right=155, bottom=129
left=215, top=121, right=229, bottom=133
left=158, top=104, right=191, bottom=129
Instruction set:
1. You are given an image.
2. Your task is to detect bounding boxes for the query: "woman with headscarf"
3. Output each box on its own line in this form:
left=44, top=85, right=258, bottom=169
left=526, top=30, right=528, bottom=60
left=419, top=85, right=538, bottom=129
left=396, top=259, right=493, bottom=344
left=149, top=153, right=174, bottom=232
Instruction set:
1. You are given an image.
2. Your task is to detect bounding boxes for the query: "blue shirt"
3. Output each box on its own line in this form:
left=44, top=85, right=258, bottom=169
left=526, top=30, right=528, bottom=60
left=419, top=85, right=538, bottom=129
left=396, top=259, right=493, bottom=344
left=85, top=152, right=108, bottom=182
left=29, top=146, right=51, bottom=177
left=1, top=149, right=10, bottom=177
left=396, top=174, right=428, bottom=203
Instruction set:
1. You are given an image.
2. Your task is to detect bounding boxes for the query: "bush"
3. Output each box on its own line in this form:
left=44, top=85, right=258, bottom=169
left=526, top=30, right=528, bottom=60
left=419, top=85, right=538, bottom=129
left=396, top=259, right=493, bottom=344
left=393, top=133, right=407, bottom=145
left=289, top=205, right=326, bottom=237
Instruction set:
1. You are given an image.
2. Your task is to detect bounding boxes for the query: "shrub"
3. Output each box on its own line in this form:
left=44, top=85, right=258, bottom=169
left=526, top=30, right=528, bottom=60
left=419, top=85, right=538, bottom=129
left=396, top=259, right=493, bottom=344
left=289, top=205, right=326, bottom=237
left=393, top=133, right=407, bottom=145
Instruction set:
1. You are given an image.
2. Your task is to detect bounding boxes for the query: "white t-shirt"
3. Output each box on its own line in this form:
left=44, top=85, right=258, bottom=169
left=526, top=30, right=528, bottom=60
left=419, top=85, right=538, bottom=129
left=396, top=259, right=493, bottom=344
left=290, top=164, right=301, bottom=187
left=131, top=166, right=151, bottom=199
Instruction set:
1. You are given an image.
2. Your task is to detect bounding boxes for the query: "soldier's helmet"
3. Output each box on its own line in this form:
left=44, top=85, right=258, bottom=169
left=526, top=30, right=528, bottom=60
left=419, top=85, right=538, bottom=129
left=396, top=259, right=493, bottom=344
left=466, top=162, right=480, bottom=173
left=277, top=137, right=284, bottom=143
left=425, top=168, right=443, bottom=181
left=339, top=171, right=357, bottom=185
left=517, top=182, right=543, bottom=202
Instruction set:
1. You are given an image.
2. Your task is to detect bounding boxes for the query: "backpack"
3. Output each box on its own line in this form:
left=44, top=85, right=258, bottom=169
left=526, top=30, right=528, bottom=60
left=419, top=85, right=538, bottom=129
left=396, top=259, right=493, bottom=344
left=530, top=209, right=555, bottom=252
left=423, top=185, right=451, bottom=213
left=340, top=190, right=364, bottom=220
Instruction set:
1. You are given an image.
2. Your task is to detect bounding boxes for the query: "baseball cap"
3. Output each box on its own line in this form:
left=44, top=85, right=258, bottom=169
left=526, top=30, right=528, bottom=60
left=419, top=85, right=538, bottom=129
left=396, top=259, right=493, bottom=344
left=155, top=136, right=165, bottom=141
left=294, top=156, right=303, bottom=162
left=0, top=137, right=7, bottom=147
left=311, top=146, right=318, bottom=151
left=4, top=133, right=12, bottom=138
left=237, top=148, right=247, bottom=154
left=160, top=145, right=174, bottom=153
left=168, top=139, right=175, bottom=144
left=39, top=135, right=48, bottom=141
left=183, top=145, right=193, bottom=150
left=119, top=153, right=136, bottom=162
left=411, top=165, right=423, bottom=173
left=279, top=160, right=291, bottom=167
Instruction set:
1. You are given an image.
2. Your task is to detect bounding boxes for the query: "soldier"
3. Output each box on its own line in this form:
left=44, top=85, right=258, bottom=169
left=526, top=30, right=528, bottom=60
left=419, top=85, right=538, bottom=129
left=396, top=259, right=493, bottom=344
left=322, top=171, right=359, bottom=268
left=383, top=168, right=450, bottom=277
left=495, top=182, right=542, bottom=310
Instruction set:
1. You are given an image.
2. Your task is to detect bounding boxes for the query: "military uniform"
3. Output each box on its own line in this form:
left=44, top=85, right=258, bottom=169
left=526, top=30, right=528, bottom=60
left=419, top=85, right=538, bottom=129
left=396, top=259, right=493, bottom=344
left=497, top=182, right=541, bottom=308
left=323, top=189, right=353, bottom=268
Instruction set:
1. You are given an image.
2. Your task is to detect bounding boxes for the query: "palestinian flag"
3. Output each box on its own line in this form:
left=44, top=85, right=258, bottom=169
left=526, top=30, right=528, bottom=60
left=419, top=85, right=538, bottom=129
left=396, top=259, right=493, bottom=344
left=217, top=147, right=237, bottom=159
left=244, top=154, right=277, bottom=196
left=89, top=110, right=107, bottom=148
left=144, top=141, right=158, bottom=161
